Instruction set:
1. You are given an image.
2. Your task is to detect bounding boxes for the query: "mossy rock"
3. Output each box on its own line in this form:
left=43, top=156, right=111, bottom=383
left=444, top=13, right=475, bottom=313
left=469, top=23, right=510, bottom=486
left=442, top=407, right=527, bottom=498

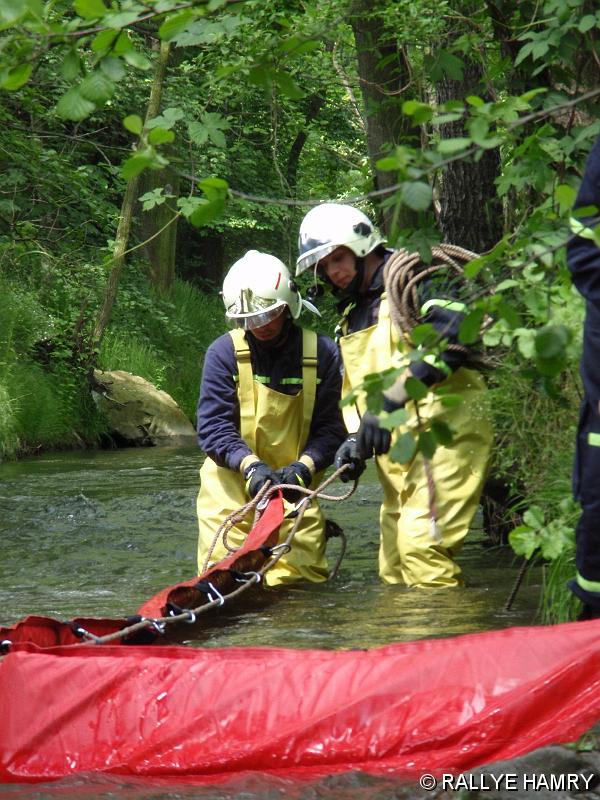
left=92, top=369, right=196, bottom=447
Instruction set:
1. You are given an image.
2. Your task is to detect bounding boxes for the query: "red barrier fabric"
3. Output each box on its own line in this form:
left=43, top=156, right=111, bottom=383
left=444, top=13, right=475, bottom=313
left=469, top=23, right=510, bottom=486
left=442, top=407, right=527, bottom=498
left=1, top=619, right=600, bottom=783
left=137, top=492, right=284, bottom=618
left=0, top=495, right=285, bottom=651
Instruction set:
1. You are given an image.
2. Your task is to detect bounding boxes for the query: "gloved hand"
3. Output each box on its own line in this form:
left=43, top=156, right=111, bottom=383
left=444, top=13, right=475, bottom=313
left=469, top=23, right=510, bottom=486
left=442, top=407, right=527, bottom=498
left=334, top=435, right=366, bottom=483
left=356, top=411, right=391, bottom=458
left=274, top=460, right=312, bottom=503
left=243, top=460, right=278, bottom=498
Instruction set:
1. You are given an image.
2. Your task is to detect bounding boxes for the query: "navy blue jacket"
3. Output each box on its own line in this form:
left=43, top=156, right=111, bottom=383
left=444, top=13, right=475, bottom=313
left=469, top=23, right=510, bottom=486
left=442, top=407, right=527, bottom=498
left=197, top=323, right=346, bottom=471
left=567, top=134, right=600, bottom=407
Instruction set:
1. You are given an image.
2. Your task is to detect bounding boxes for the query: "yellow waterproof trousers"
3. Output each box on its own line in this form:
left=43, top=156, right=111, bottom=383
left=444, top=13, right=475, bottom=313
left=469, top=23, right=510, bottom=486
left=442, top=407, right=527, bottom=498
left=196, top=328, right=328, bottom=586
left=339, top=295, right=493, bottom=587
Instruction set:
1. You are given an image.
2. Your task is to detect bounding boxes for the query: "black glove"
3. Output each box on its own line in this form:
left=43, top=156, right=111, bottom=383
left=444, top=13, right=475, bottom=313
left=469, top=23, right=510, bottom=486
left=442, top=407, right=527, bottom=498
left=356, top=411, right=391, bottom=458
left=274, top=460, right=312, bottom=503
left=243, top=461, right=278, bottom=498
left=334, top=435, right=366, bottom=482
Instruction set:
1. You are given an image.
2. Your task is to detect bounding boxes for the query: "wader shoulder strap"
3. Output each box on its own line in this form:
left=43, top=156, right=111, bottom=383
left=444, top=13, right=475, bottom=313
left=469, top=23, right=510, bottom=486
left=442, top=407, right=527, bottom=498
left=300, top=328, right=318, bottom=449
left=229, top=328, right=256, bottom=449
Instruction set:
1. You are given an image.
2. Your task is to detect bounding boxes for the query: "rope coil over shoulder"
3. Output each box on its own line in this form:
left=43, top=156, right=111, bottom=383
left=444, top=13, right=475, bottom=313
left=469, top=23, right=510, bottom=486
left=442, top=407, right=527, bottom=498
left=383, top=244, right=489, bottom=371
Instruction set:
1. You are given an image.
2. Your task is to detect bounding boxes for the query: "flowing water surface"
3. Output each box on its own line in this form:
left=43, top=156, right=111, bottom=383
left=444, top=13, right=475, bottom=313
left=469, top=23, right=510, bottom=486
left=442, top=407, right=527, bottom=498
left=0, top=446, right=541, bottom=799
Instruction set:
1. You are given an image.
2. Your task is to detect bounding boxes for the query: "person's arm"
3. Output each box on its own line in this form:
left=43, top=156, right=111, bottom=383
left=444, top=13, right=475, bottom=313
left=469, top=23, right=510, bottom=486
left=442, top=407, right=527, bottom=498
left=568, top=135, right=600, bottom=302
left=197, top=335, right=253, bottom=471
left=299, top=335, right=347, bottom=473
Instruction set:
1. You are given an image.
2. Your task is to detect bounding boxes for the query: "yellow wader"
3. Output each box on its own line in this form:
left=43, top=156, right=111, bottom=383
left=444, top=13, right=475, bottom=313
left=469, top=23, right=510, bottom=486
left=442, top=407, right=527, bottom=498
left=339, top=295, right=493, bottom=588
left=196, top=328, right=328, bottom=586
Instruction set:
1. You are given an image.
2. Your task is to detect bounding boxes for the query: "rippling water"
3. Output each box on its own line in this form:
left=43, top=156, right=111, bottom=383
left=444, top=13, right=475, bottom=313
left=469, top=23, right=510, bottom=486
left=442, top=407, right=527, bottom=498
left=0, top=446, right=541, bottom=798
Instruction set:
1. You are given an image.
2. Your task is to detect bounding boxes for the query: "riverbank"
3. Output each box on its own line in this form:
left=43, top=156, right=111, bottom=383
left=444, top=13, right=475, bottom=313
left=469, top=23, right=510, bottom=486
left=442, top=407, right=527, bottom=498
left=0, top=265, right=225, bottom=460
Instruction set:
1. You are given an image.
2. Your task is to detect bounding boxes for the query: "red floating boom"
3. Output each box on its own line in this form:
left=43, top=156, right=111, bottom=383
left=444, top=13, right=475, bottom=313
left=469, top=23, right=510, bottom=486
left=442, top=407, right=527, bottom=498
left=1, top=619, right=600, bottom=783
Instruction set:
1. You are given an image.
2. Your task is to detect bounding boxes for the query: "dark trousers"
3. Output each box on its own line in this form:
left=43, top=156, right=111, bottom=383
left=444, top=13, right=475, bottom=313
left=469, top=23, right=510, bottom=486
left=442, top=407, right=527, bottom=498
left=570, top=398, right=600, bottom=607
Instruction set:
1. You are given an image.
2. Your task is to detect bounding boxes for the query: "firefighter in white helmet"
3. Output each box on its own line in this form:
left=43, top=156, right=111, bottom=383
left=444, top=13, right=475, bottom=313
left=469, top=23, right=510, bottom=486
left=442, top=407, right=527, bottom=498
left=297, top=204, right=493, bottom=588
left=196, top=250, right=346, bottom=585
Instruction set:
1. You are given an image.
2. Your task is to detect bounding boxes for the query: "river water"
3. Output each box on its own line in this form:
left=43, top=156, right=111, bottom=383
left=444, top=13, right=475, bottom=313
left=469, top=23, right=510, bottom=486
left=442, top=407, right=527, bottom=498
left=0, top=445, right=541, bottom=799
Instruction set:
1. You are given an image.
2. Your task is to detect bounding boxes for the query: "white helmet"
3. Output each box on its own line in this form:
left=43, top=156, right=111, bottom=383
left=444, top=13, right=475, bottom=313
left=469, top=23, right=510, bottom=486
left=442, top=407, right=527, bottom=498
left=222, top=250, right=318, bottom=330
left=296, top=203, right=385, bottom=276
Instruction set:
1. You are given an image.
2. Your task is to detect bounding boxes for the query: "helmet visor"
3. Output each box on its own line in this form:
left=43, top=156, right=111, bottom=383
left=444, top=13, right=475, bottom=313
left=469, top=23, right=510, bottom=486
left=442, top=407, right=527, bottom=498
left=227, top=303, right=287, bottom=331
left=296, top=243, right=337, bottom=276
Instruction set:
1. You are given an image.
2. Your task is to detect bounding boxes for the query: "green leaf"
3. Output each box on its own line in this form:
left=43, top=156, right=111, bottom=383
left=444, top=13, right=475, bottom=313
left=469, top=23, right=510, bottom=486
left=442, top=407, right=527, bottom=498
left=274, top=70, right=304, bottom=100
left=278, top=36, right=320, bottom=55
left=123, top=114, right=143, bottom=134
left=466, top=95, right=484, bottom=107
left=523, top=505, right=544, bottom=529
left=0, top=0, right=32, bottom=28
left=121, top=153, right=155, bottom=180
left=2, top=63, right=32, bottom=90
left=509, top=526, right=538, bottom=560
left=79, top=71, right=114, bottom=103
left=187, top=120, right=208, bottom=146
left=417, top=430, right=437, bottom=459
left=535, top=324, right=571, bottom=359
left=438, top=50, right=464, bottom=80
left=402, top=100, right=433, bottom=124
left=158, top=11, right=194, bottom=41
left=61, top=49, right=81, bottom=81
left=400, top=181, right=432, bottom=211
left=147, top=107, right=184, bottom=130
left=139, top=187, right=169, bottom=211
left=458, top=310, right=484, bottom=344
left=123, top=49, right=151, bottom=70
left=578, top=15, right=596, bottom=33
left=539, top=523, right=573, bottom=560
left=405, top=376, right=428, bottom=401
left=103, top=10, right=141, bottom=28
left=463, top=255, right=485, bottom=278
left=148, top=126, right=175, bottom=145
left=198, top=176, right=228, bottom=201
left=188, top=197, right=226, bottom=227
left=438, top=137, right=471, bottom=154
left=100, top=56, right=126, bottom=81
left=391, top=432, right=417, bottom=464
left=55, top=86, right=96, bottom=121
left=555, top=183, right=576, bottom=215
left=91, top=29, right=118, bottom=53
left=430, top=420, right=454, bottom=446
left=437, top=393, right=463, bottom=408
left=410, top=323, right=436, bottom=346
left=74, top=0, right=107, bottom=19
left=376, top=156, right=399, bottom=171
left=380, top=407, right=408, bottom=429
left=514, top=41, right=534, bottom=67
left=431, top=112, right=463, bottom=125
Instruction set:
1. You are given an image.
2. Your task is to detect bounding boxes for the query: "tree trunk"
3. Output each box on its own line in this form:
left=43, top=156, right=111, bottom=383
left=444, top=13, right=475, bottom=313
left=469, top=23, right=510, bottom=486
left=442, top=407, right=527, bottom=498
left=434, top=34, right=503, bottom=251
left=92, top=39, right=171, bottom=345
left=349, top=0, right=419, bottom=236
left=139, top=165, right=180, bottom=294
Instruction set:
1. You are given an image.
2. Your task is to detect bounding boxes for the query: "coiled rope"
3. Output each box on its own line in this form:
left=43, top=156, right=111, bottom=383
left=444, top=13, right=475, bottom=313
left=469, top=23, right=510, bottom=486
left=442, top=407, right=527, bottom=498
left=383, top=244, right=488, bottom=371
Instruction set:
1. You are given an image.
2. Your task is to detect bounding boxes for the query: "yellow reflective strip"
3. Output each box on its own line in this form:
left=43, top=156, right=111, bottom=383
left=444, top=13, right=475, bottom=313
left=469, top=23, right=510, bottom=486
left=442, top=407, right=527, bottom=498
left=420, top=298, right=467, bottom=315
left=569, top=215, right=598, bottom=241
left=576, top=571, right=600, bottom=593
left=589, top=432, right=600, bottom=447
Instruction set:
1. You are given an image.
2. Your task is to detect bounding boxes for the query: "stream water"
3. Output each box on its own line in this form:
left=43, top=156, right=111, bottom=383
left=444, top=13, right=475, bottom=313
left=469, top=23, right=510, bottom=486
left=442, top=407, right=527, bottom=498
left=0, top=445, right=541, bottom=799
